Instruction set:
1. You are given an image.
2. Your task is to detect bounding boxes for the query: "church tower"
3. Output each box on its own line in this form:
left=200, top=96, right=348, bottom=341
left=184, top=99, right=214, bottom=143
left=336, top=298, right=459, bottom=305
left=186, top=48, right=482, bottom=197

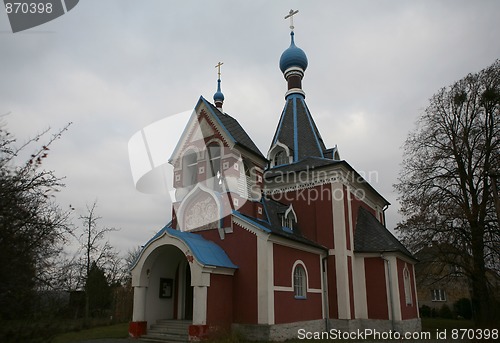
left=268, top=19, right=339, bottom=167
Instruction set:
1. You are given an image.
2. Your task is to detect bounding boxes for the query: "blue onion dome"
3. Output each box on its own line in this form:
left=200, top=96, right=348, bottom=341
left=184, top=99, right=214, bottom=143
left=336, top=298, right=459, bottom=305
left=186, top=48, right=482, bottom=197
left=279, top=31, right=308, bottom=73
left=213, top=79, right=224, bottom=102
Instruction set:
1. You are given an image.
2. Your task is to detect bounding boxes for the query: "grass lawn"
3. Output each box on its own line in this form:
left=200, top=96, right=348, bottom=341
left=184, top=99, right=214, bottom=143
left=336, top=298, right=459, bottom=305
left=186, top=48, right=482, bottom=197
left=51, top=323, right=129, bottom=343
left=421, top=317, right=474, bottom=331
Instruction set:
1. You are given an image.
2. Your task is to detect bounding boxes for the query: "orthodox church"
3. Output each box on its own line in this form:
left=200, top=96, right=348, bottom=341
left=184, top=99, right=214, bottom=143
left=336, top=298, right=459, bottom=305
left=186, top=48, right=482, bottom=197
left=129, top=16, right=420, bottom=341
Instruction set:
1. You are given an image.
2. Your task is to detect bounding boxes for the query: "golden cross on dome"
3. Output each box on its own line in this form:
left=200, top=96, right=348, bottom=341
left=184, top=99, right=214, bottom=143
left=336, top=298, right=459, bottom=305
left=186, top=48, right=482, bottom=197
left=215, top=61, right=224, bottom=79
left=284, top=9, right=299, bottom=31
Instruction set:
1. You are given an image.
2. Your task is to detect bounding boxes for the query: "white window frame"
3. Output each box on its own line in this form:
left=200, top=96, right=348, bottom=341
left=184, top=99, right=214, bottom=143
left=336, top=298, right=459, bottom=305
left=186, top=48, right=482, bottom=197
left=268, top=141, right=291, bottom=167
left=282, top=204, right=297, bottom=230
left=431, top=289, right=446, bottom=302
left=403, top=265, right=412, bottom=305
left=293, top=262, right=307, bottom=299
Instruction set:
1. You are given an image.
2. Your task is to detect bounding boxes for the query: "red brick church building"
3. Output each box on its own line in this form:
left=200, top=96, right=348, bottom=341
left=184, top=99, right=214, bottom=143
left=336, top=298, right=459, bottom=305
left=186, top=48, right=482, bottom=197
left=129, top=21, right=420, bottom=341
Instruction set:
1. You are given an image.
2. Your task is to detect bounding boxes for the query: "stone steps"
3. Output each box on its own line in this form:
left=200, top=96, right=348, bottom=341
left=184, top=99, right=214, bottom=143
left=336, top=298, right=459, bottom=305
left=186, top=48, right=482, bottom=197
left=140, top=319, right=191, bottom=343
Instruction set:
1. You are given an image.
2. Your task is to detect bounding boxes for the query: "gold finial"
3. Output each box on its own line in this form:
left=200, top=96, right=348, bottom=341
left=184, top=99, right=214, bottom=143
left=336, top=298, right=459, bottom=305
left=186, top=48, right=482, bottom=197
left=284, top=9, right=299, bottom=31
left=215, top=61, right=224, bottom=79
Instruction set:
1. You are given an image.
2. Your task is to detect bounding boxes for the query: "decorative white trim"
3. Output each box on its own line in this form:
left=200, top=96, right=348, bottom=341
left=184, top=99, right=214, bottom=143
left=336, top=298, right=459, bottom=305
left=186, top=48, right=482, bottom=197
left=176, top=183, right=221, bottom=232
left=292, top=260, right=308, bottom=298
left=268, top=140, right=292, bottom=167
left=264, top=163, right=388, bottom=212
left=284, top=204, right=297, bottom=223
left=169, top=103, right=234, bottom=167
left=193, top=286, right=207, bottom=325
left=268, top=236, right=326, bottom=256
left=267, top=241, right=275, bottom=324
left=346, top=186, right=354, bottom=251
left=308, top=288, right=323, bottom=294
left=232, top=215, right=269, bottom=238
left=198, top=166, right=205, bottom=174
left=388, top=255, right=402, bottom=321
left=264, top=176, right=340, bottom=194
left=233, top=162, right=239, bottom=171
left=274, top=286, right=293, bottom=292
left=273, top=286, right=322, bottom=294
left=285, top=88, right=306, bottom=98
left=353, top=256, right=368, bottom=319
left=223, top=161, right=229, bottom=170
left=257, top=237, right=274, bottom=324
left=331, top=182, right=350, bottom=319
left=403, top=264, right=413, bottom=306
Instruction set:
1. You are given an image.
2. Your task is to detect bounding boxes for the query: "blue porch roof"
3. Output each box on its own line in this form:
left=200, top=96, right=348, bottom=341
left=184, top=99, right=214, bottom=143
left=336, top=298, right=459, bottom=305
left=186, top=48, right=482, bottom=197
left=146, top=226, right=238, bottom=269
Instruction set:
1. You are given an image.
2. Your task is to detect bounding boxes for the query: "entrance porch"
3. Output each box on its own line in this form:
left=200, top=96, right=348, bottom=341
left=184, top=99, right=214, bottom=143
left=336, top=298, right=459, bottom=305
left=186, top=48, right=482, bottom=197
left=129, top=226, right=237, bottom=339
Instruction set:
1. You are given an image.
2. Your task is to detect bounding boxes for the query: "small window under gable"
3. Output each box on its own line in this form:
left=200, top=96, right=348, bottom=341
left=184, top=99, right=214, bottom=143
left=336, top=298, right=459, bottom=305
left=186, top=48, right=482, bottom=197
left=281, top=204, right=297, bottom=230
left=274, top=149, right=288, bottom=166
left=293, top=263, right=307, bottom=299
left=268, top=141, right=291, bottom=168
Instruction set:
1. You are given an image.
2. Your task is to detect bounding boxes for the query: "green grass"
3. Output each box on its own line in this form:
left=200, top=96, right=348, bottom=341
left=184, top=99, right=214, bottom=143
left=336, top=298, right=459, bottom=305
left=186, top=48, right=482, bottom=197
left=51, top=323, right=128, bottom=343
left=421, top=317, right=474, bottom=331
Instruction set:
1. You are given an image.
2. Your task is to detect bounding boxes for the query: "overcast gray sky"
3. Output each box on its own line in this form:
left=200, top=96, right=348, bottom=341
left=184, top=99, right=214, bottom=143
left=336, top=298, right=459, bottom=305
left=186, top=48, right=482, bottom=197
left=1, top=0, right=499, bottom=254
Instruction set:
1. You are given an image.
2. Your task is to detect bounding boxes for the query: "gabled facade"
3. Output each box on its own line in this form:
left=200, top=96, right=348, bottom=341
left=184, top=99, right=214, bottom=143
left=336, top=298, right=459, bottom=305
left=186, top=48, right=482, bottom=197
left=129, top=26, right=420, bottom=341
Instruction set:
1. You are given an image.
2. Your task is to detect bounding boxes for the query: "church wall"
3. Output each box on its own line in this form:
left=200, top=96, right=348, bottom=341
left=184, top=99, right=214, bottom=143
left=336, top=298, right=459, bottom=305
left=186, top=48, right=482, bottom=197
left=272, top=243, right=323, bottom=324
left=270, top=184, right=334, bottom=248
left=272, top=244, right=322, bottom=289
left=397, top=258, right=418, bottom=320
left=206, top=274, right=233, bottom=330
left=364, top=257, right=389, bottom=320
left=198, top=225, right=258, bottom=324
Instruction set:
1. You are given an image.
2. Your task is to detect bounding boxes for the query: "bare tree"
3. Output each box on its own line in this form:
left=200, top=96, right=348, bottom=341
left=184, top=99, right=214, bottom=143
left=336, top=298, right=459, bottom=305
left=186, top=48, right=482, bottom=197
left=0, top=118, right=72, bottom=319
left=395, top=60, right=500, bottom=326
left=77, top=201, right=119, bottom=319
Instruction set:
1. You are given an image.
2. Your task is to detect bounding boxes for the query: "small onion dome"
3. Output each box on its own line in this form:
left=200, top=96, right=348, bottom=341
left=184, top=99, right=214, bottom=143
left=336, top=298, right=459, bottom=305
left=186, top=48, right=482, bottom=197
left=279, top=31, right=308, bottom=73
left=213, top=79, right=224, bottom=103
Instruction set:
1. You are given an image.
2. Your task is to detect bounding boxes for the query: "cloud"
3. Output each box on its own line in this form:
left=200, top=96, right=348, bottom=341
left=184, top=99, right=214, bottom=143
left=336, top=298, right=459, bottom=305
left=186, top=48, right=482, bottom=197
left=1, top=0, right=500, bottom=252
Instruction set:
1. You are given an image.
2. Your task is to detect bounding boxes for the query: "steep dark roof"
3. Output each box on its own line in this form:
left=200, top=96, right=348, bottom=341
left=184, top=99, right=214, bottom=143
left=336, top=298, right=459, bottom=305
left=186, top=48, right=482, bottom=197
left=203, top=98, right=265, bottom=159
left=354, top=207, right=415, bottom=259
left=234, top=197, right=326, bottom=250
left=270, top=94, right=326, bottom=163
left=264, top=157, right=390, bottom=207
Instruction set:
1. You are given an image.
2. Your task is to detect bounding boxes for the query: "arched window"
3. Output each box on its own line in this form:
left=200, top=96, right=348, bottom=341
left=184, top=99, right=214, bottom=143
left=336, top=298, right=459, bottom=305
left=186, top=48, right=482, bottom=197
left=293, top=264, right=307, bottom=299
left=273, top=149, right=288, bottom=166
left=182, top=150, right=197, bottom=187
left=207, top=143, right=221, bottom=191
left=403, top=266, right=412, bottom=305
left=281, top=205, right=297, bottom=230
